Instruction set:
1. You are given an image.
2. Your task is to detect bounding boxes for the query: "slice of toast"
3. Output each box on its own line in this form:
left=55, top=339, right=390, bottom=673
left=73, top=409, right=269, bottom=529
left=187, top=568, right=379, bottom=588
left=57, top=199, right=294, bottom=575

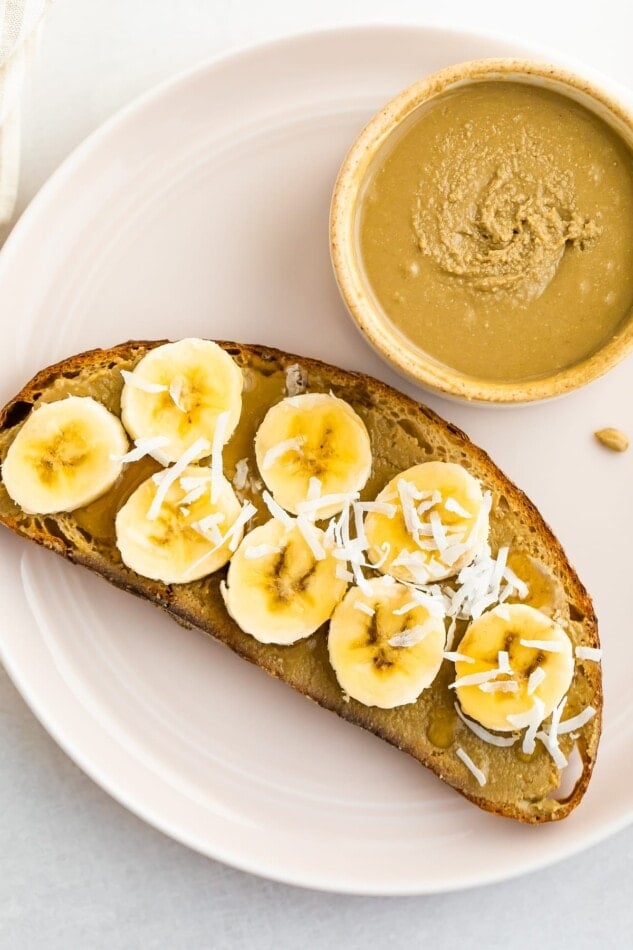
left=0, top=340, right=602, bottom=822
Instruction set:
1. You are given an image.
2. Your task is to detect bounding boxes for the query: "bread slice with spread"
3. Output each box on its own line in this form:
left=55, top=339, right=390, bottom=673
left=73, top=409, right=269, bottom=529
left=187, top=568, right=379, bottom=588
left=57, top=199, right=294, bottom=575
left=0, top=339, right=602, bottom=822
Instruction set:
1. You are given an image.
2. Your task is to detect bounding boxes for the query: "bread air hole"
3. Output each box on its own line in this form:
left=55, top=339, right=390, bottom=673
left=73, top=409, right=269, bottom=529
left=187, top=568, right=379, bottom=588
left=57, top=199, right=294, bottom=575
left=394, top=417, right=434, bottom=453
left=41, top=518, right=71, bottom=547
left=3, top=400, right=33, bottom=428
left=569, top=604, right=586, bottom=622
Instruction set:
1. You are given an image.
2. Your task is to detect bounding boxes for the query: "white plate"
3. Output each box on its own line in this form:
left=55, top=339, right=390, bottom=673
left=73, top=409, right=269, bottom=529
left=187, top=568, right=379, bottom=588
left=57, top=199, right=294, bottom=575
left=0, top=25, right=631, bottom=895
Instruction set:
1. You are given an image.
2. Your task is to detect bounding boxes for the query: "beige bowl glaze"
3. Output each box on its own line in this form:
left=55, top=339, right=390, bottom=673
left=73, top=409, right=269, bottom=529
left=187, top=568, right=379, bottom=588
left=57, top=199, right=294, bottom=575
left=330, top=59, right=633, bottom=404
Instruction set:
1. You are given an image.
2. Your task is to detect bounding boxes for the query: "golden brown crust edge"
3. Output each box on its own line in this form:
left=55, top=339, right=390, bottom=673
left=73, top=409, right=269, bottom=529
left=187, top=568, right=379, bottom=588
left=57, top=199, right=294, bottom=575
left=0, top=340, right=602, bottom=822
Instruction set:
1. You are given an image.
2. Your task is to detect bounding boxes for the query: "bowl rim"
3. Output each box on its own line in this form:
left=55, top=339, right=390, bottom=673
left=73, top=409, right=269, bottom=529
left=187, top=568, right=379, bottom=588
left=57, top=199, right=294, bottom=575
left=330, top=57, right=633, bottom=404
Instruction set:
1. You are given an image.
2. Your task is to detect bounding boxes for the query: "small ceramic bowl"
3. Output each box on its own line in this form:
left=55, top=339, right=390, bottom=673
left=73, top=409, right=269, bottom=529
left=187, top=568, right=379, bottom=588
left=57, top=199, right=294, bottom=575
left=330, top=58, right=633, bottom=404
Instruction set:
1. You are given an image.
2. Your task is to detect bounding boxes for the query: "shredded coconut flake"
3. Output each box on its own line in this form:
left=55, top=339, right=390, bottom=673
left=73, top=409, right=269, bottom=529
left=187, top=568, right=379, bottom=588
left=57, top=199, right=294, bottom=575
left=548, top=696, right=566, bottom=748
left=429, top=510, right=448, bottom=553
left=370, top=541, right=392, bottom=571
left=307, top=477, right=322, bottom=501
left=444, top=651, right=475, bottom=664
left=536, top=696, right=568, bottom=768
left=227, top=503, right=257, bottom=552
left=441, top=529, right=520, bottom=624
left=397, top=481, right=417, bottom=534
left=285, top=363, right=307, bottom=396
left=210, top=411, right=230, bottom=503
left=180, top=483, right=206, bottom=506
left=527, top=667, right=547, bottom=695
left=520, top=638, right=564, bottom=653
left=506, top=697, right=545, bottom=754
left=306, top=492, right=387, bottom=598
left=502, top=564, right=528, bottom=600
left=388, top=624, right=429, bottom=648
left=111, top=435, right=170, bottom=465
left=180, top=476, right=207, bottom=491
left=392, top=600, right=421, bottom=616
left=262, top=490, right=295, bottom=529
left=354, top=601, right=375, bottom=617
left=351, top=560, right=372, bottom=596
left=494, top=604, right=511, bottom=621
left=556, top=705, right=596, bottom=735
left=121, top=369, right=167, bottom=394
left=575, top=646, right=602, bottom=662
left=397, top=479, right=430, bottom=545
left=233, top=458, right=249, bottom=491
left=296, top=515, right=326, bottom=561
left=440, top=539, right=470, bottom=567
left=352, top=502, right=368, bottom=551
left=393, top=588, right=445, bottom=620
left=147, top=438, right=210, bottom=521
left=490, top=546, right=508, bottom=593
left=391, top=549, right=433, bottom=584
left=297, top=491, right=359, bottom=516
left=536, top=730, right=568, bottom=769
left=374, top=574, right=398, bottom=589
left=262, top=436, right=306, bottom=472
left=193, top=503, right=256, bottom=571
left=335, top=565, right=354, bottom=583
left=454, top=703, right=516, bottom=747
left=445, top=617, right=457, bottom=651
left=497, top=650, right=511, bottom=675
left=449, top=669, right=500, bottom=690
left=479, top=680, right=518, bottom=693
left=169, top=375, right=186, bottom=412
left=357, top=501, right=397, bottom=517
left=191, top=512, right=225, bottom=545
left=444, top=497, right=471, bottom=518
left=244, top=544, right=282, bottom=560
left=183, top=501, right=256, bottom=577
left=456, top=747, right=486, bottom=786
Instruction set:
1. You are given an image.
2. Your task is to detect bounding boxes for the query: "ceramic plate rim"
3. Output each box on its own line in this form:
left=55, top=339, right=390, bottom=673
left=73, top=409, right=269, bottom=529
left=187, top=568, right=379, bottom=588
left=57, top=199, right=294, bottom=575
left=0, top=23, right=630, bottom=895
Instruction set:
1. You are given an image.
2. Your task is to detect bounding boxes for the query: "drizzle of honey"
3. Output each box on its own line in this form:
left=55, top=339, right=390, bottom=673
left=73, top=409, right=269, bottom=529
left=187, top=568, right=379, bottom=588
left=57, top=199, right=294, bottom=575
left=427, top=706, right=455, bottom=749
left=73, top=456, right=161, bottom=541
left=506, top=550, right=563, bottom=616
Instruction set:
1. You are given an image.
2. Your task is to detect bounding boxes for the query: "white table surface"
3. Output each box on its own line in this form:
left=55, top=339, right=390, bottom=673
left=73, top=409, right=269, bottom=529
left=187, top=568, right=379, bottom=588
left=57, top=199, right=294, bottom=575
left=2, top=1, right=632, bottom=946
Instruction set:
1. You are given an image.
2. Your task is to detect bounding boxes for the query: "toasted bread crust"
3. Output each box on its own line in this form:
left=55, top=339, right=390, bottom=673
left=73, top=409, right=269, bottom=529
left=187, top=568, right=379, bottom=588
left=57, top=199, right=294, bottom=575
left=0, top=340, right=601, bottom=822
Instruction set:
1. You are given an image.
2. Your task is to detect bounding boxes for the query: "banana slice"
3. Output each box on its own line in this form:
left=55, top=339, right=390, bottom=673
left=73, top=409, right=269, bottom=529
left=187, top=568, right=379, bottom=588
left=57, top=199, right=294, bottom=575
left=254, top=393, right=372, bottom=518
left=364, top=461, right=489, bottom=584
left=115, top=464, right=244, bottom=583
left=223, top=518, right=348, bottom=644
left=2, top=396, right=128, bottom=514
left=328, top=576, right=446, bottom=708
left=454, top=603, right=574, bottom=732
left=120, top=339, right=243, bottom=463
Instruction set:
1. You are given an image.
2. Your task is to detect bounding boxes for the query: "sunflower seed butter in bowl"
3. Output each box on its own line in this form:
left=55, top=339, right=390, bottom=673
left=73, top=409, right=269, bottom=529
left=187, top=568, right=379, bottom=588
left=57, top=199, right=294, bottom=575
left=330, top=58, right=633, bottom=404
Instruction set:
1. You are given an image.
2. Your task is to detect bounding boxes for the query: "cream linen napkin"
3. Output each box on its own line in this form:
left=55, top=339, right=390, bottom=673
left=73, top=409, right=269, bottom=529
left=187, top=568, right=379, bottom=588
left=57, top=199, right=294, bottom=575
left=0, top=0, right=49, bottom=232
